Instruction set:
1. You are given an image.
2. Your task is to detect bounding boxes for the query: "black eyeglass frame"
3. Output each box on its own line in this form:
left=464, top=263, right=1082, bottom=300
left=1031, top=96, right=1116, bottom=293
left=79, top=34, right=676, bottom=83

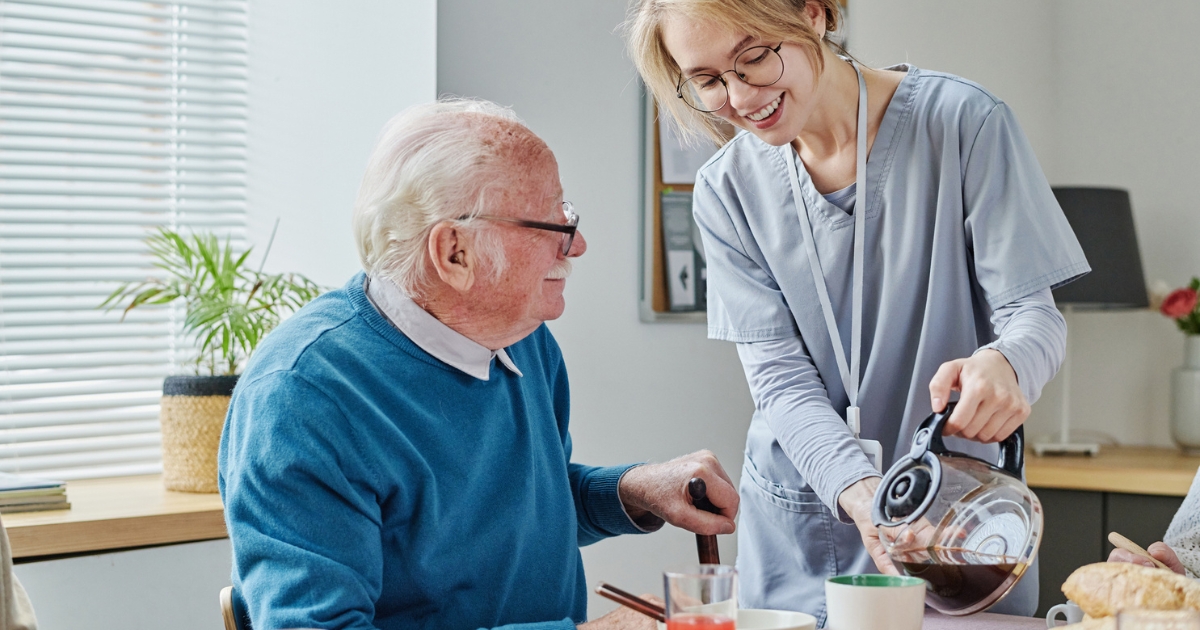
left=468, top=201, right=579, bottom=255
left=675, top=42, right=786, bottom=113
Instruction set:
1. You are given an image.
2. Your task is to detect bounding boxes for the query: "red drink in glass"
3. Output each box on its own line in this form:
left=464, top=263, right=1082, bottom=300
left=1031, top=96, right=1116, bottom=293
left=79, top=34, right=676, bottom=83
left=665, top=614, right=736, bottom=630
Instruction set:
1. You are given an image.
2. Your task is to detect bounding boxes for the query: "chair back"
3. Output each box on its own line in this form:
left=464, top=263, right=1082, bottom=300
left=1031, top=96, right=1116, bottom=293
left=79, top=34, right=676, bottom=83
left=219, top=585, right=252, bottom=630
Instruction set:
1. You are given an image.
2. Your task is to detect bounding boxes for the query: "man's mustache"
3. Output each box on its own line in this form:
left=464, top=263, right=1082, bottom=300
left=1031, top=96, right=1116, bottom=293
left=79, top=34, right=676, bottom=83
left=546, top=259, right=572, bottom=280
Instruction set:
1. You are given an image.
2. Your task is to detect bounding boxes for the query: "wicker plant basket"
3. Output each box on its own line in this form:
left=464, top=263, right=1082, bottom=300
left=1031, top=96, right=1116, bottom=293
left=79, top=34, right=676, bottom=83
left=160, top=375, right=239, bottom=493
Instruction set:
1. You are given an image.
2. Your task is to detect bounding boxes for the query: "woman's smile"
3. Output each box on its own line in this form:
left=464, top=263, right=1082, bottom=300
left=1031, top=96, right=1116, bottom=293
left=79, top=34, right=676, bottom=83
left=745, top=93, right=785, bottom=129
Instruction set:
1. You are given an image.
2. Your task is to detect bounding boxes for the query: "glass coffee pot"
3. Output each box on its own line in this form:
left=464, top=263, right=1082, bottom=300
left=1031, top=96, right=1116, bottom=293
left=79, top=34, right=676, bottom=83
left=871, top=402, right=1043, bottom=616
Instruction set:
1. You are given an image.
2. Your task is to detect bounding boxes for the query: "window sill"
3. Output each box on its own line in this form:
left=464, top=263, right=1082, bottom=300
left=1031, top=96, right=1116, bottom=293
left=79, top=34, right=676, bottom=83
left=3, top=475, right=226, bottom=560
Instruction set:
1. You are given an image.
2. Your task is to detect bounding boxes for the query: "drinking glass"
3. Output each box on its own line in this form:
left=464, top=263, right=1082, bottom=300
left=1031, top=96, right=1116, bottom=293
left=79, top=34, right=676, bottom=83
left=663, top=564, right=737, bottom=630
left=1117, top=609, right=1200, bottom=629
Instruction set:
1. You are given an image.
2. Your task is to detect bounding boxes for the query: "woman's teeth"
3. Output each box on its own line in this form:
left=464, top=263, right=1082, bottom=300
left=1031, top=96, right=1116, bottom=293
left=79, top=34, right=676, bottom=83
left=747, top=96, right=781, bottom=122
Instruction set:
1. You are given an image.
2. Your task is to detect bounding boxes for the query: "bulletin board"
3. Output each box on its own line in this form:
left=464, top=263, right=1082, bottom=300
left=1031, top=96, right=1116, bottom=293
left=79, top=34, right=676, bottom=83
left=637, top=89, right=722, bottom=323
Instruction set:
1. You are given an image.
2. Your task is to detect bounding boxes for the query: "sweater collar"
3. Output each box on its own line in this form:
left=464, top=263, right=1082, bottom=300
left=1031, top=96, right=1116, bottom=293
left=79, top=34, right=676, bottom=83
left=363, top=275, right=522, bottom=381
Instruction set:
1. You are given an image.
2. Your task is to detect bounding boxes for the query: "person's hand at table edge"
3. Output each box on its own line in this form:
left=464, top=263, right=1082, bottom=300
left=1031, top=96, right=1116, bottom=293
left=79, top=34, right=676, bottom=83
left=618, top=451, right=738, bottom=535
left=1108, top=541, right=1187, bottom=575
left=930, top=349, right=1030, bottom=443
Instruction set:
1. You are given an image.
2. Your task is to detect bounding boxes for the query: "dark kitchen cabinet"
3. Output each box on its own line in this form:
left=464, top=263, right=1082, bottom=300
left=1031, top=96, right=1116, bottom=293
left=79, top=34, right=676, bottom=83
left=1034, top=488, right=1183, bottom=617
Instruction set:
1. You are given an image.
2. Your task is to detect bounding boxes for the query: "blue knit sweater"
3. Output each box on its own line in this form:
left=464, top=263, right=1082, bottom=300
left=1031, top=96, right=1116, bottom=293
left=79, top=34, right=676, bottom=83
left=218, top=273, right=645, bottom=630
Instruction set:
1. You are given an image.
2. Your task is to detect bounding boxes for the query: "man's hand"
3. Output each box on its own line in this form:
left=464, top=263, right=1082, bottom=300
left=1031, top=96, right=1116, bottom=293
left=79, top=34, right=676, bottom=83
left=1108, top=541, right=1188, bottom=575
left=618, top=451, right=738, bottom=535
left=837, top=477, right=899, bottom=575
left=578, top=595, right=662, bottom=630
left=929, top=349, right=1030, bottom=443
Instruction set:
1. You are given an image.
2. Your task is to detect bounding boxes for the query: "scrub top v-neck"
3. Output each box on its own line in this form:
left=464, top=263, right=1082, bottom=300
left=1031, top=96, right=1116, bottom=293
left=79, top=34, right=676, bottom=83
left=691, top=64, right=1088, bottom=621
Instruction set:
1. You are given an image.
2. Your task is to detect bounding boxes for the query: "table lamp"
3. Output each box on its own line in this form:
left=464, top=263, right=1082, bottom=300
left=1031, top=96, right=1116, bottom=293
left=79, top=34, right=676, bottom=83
left=1033, top=187, right=1148, bottom=456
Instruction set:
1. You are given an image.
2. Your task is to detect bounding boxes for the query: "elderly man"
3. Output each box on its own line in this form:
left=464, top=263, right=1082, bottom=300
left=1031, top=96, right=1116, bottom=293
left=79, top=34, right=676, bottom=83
left=218, top=99, right=739, bottom=630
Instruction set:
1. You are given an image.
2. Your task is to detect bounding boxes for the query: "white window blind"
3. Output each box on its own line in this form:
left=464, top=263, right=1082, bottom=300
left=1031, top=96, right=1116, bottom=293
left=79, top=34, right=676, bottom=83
left=0, top=0, right=248, bottom=480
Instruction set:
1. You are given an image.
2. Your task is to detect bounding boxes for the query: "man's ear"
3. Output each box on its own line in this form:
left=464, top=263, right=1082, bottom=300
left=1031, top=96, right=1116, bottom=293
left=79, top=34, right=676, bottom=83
left=428, top=221, right=475, bottom=292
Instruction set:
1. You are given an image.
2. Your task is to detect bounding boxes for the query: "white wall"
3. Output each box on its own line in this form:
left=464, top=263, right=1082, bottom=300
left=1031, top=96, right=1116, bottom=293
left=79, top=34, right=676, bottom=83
left=9, top=3, right=438, bottom=629
left=246, top=0, right=438, bottom=287
left=437, top=0, right=754, bottom=616
left=14, top=539, right=232, bottom=630
left=853, top=0, right=1200, bottom=448
left=1045, top=0, right=1200, bottom=447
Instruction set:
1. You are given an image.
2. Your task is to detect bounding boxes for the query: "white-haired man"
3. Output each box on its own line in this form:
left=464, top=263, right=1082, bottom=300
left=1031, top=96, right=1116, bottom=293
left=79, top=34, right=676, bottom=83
left=218, top=99, right=739, bottom=630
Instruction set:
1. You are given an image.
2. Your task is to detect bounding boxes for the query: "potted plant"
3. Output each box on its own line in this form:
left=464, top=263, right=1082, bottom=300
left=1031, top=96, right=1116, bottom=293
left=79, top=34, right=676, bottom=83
left=1160, top=278, right=1200, bottom=453
left=102, top=228, right=321, bottom=492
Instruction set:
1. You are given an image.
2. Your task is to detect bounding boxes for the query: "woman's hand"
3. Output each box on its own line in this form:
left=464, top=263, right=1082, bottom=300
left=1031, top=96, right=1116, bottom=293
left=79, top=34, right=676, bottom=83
left=929, top=349, right=1030, bottom=442
left=1108, top=541, right=1187, bottom=575
left=618, top=450, right=739, bottom=535
left=838, top=477, right=899, bottom=575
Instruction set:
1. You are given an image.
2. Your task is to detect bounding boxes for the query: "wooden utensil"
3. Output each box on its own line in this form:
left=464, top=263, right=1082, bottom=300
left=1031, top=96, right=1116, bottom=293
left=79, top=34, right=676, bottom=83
left=1109, top=531, right=1171, bottom=570
left=688, top=477, right=722, bottom=565
left=595, top=582, right=666, bottom=622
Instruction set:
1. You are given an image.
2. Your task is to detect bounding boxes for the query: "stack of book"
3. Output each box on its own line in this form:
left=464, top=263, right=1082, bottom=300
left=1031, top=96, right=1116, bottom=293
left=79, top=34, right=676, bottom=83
left=0, top=472, right=69, bottom=514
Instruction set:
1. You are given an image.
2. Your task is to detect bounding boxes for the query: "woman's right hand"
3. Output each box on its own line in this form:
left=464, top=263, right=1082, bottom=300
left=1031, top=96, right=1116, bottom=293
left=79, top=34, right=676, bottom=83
left=1107, top=541, right=1187, bottom=575
left=838, top=477, right=899, bottom=575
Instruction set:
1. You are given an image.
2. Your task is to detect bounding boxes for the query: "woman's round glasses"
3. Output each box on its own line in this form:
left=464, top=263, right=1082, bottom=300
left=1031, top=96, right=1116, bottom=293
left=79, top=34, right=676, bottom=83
left=676, top=43, right=785, bottom=113
left=473, top=201, right=579, bottom=255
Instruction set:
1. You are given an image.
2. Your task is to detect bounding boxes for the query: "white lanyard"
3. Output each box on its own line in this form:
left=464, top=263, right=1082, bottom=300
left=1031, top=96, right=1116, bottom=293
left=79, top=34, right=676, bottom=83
left=782, top=61, right=881, bottom=471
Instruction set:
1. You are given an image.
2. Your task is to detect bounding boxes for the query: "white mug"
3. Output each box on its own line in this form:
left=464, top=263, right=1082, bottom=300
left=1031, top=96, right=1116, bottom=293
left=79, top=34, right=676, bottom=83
left=825, top=575, right=925, bottom=630
left=1046, top=601, right=1084, bottom=627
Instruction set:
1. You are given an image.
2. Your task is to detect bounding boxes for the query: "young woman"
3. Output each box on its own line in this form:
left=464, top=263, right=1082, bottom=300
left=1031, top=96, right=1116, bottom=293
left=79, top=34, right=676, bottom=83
left=627, top=0, right=1089, bottom=621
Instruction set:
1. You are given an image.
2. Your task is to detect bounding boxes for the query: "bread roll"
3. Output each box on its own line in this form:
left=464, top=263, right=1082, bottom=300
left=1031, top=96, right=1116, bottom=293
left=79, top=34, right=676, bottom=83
left=1062, top=563, right=1200, bottom=617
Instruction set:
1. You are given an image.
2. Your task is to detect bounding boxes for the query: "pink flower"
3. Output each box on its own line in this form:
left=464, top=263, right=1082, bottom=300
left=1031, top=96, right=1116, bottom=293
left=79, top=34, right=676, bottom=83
left=1162, top=288, right=1199, bottom=319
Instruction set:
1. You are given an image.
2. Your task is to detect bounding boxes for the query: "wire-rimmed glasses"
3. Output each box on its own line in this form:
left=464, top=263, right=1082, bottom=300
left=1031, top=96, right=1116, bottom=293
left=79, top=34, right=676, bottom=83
left=472, top=201, right=579, bottom=255
left=676, top=43, right=785, bottom=113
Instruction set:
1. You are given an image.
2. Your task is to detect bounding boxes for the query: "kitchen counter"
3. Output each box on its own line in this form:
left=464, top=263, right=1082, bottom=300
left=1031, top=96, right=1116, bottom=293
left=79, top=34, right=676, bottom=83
left=1026, top=445, right=1200, bottom=496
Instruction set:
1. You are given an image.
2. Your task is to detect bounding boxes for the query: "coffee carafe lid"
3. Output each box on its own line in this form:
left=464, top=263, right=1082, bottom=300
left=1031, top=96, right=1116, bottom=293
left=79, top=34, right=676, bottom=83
left=873, top=429, right=942, bottom=527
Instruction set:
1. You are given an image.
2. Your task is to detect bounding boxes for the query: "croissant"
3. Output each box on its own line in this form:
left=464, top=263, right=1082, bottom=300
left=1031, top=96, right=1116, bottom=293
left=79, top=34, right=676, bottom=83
left=1062, top=563, right=1200, bottom=617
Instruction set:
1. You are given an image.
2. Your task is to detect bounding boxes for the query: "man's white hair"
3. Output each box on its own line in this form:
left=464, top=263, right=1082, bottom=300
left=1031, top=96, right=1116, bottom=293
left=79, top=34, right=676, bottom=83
left=353, top=98, right=533, bottom=295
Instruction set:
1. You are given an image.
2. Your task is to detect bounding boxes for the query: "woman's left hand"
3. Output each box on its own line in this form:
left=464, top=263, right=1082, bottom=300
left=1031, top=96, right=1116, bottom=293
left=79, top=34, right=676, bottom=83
left=1108, top=542, right=1187, bottom=575
left=929, top=349, right=1030, bottom=443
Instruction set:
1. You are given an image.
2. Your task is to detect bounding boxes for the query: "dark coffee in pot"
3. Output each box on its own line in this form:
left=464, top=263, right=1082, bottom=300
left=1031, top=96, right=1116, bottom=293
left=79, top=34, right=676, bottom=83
left=894, top=547, right=1028, bottom=613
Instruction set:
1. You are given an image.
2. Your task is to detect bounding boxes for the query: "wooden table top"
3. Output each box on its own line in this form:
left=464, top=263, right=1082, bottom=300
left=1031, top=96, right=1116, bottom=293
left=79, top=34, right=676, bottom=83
left=1025, top=445, right=1200, bottom=496
left=2, top=474, right=226, bottom=559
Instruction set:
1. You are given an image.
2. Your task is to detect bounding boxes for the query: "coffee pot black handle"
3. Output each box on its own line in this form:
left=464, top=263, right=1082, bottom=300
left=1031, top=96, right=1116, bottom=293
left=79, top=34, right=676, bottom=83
left=918, top=401, right=1025, bottom=479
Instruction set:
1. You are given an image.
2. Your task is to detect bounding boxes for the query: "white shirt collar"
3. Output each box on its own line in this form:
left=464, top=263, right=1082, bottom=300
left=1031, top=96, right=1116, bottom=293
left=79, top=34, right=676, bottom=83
left=364, top=276, right=523, bottom=381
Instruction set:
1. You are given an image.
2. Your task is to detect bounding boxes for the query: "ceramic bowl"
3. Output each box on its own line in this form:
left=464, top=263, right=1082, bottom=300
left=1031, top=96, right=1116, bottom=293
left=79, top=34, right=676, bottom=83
left=656, top=608, right=816, bottom=630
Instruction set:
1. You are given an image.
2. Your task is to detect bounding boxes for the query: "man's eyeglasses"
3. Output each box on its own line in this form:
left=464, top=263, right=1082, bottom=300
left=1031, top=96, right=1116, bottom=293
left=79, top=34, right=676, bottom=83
left=676, top=43, right=785, bottom=113
left=471, top=201, right=579, bottom=255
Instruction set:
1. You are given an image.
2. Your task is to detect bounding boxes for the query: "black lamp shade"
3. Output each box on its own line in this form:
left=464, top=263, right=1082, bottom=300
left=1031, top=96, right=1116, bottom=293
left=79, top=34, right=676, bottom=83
left=1050, top=187, right=1148, bottom=309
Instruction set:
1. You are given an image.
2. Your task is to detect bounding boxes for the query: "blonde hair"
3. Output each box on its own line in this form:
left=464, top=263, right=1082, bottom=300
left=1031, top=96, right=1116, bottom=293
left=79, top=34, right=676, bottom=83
left=625, top=0, right=844, bottom=146
left=353, top=98, right=550, bottom=295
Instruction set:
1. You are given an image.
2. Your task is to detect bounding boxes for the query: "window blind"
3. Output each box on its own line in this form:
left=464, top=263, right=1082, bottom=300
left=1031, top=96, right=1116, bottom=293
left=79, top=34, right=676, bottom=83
left=0, top=0, right=248, bottom=480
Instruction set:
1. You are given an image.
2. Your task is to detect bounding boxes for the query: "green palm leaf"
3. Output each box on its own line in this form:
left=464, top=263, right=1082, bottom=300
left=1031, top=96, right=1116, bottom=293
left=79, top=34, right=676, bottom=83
left=100, top=227, right=325, bottom=376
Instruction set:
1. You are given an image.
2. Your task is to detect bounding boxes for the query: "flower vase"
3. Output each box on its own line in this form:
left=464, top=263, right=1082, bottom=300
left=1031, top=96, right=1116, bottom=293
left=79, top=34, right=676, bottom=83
left=1171, top=335, right=1200, bottom=454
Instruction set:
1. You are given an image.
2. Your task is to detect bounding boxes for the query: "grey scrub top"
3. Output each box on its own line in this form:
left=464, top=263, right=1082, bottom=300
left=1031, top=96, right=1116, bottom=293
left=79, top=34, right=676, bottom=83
left=692, top=65, right=1089, bottom=618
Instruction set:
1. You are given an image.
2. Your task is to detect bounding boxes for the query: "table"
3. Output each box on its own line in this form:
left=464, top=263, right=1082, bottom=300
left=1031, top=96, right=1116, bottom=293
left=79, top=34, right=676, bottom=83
left=3, top=474, right=225, bottom=559
left=924, top=610, right=1046, bottom=629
